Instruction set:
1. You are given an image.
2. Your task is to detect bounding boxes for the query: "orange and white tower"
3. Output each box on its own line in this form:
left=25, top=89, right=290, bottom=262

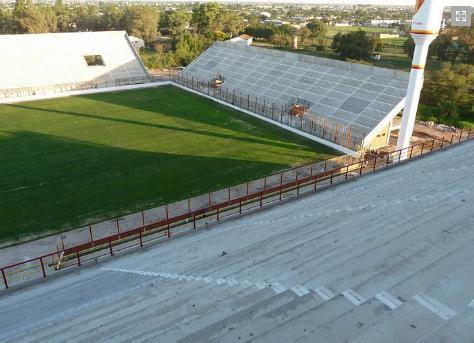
left=397, top=0, right=445, bottom=156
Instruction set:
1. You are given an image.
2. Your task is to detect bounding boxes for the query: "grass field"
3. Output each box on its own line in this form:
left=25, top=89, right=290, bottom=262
left=0, top=85, right=339, bottom=242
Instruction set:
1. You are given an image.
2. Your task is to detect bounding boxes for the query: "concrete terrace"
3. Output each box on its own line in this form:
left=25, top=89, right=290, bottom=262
left=1, top=140, right=473, bottom=342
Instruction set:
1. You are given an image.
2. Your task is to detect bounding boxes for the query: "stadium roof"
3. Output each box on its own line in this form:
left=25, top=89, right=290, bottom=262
left=183, top=42, right=409, bottom=144
left=0, top=31, right=148, bottom=90
left=1, top=141, right=473, bottom=342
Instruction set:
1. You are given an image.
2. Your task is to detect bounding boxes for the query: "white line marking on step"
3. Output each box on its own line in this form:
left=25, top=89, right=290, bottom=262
left=341, top=289, right=367, bottom=306
left=314, top=286, right=335, bottom=301
left=468, top=299, right=474, bottom=309
left=375, top=291, right=403, bottom=310
left=271, top=282, right=287, bottom=294
left=291, top=286, right=309, bottom=297
left=414, top=294, right=456, bottom=320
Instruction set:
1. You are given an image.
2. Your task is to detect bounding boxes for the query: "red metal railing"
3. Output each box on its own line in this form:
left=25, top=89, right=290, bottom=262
left=1, top=131, right=472, bottom=290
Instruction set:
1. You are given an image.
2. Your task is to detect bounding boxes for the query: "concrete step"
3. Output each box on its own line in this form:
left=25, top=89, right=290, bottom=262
left=19, top=276, right=237, bottom=343
left=419, top=307, right=474, bottom=343
left=250, top=294, right=355, bottom=343
left=350, top=259, right=474, bottom=343
left=110, top=287, right=278, bottom=343
left=73, top=280, right=257, bottom=343
left=175, top=289, right=300, bottom=343
left=294, top=296, right=393, bottom=343
left=349, top=298, right=444, bottom=343
left=210, top=290, right=325, bottom=343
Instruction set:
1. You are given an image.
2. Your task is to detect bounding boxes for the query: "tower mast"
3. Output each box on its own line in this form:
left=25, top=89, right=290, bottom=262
left=396, top=0, right=444, bottom=157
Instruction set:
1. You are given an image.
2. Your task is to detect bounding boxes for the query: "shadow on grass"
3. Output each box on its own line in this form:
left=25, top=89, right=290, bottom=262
left=0, top=131, right=290, bottom=241
left=6, top=86, right=322, bottom=152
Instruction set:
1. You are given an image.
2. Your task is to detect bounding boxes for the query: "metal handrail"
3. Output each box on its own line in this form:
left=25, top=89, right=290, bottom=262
left=1, top=131, right=471, bottom=290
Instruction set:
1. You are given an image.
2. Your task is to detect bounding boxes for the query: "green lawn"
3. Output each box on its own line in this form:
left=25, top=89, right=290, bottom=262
left=0, top=85, right=339, bottom=242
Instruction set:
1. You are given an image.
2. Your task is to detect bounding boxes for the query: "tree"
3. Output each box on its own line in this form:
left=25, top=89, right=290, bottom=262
left=192, top=2, right=221, bottom=34
left=220, top=10, right=243, bottom=37
left=0, top=7, right=13, bottom=33
left=174, top=31, right=210, bottom=65
left=167, top=8, right=191, bottom=38
left=306, top=19, right=327, bottom=44
left=422, top=63, right=474, bottom=120
left=124, top=5, right=159, bottom=44
left=73, top=5, right=101, bottom=31
left=298, top=27, right=311, bottom=46
left=100, top=4, right=124, bottom=31
left=244, top=24, right=274, bottom=40
left=13, top=2, right=55, bottom=34
left=271, top=33, right=290, bottom=48
left=332, top=30, right=375, bottom=61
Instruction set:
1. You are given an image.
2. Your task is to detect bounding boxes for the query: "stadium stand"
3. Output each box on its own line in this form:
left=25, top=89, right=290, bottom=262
left=182, top=42, right=410, bottom=149
left=0, top=31, right=150, bottom=99
left=1, top=140, right=473, bottom=342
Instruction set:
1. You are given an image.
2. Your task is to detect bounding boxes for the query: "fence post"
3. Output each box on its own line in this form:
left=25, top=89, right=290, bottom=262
left=440, top=137, right=445, bottom=149
left=373, top=157, right=377, bottom=171
left=279, top=173, right=283, bottom=201
left=76, top=250, right=81, bottom=266
left=89, top=225, right=93, bottom=242
left=314, top=175, right=318, bottom=190
left=450, top=134, right=454, bottom=145
left=345, top=165, right=349, bottom=180
left=109, top=240, right=113, bottom=256
left=40, top=257, right=46, bottom=278
left=139, top=229, right=143, bottom=247
left=398, top=149, right=402, bottom=163
left=420, top=142, right=425, bottom=155
left=217, top=207, right=220, bottom=221
left=359, top=161, right=363, bottom=175
left=2, top=269, right=8, bottom=289
left=165, top=205, right=170, bottom=238
left=409, top=145, right=415, bottom=159
left=239, top=199, right=242, bottom=214
left=247, top=94, right=250, bottom=110
left=330, top=169, right=334, bottom=185
left=431, top=139, right=435, bottom=151
left=141, top=211, right=145, bottom=230
left=116, top=218, right=120, bottom=235
left=193, top=214, right=197, bottom=229
left=386, top=153, right=390, bottom=165
left=458, top=132, right=462, bottom=143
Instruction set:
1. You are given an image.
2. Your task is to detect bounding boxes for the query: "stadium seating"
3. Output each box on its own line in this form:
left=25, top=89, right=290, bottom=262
left=0, top=31, right=150, bottom=99
left=1, top=140, right=473, bottom=342
left=183, top=42, right=410, bottom=144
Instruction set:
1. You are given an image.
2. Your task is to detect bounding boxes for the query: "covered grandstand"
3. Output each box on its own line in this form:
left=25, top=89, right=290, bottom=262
left=182, top=42, right=409, bottom=150
left=1, top=140, right=473, bottom=342
left=0, top=31, right=150, bottom=98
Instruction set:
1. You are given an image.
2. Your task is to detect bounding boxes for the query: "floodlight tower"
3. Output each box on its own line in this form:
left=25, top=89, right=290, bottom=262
left=396, top=0, right=444, bottom=156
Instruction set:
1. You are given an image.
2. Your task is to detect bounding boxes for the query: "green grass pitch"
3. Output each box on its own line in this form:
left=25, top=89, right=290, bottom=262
left=0, top=85, right=340, bottom=242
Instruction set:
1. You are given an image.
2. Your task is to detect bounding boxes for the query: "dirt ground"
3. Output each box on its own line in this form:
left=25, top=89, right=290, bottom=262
left=385, top=117, right=467, bottom=153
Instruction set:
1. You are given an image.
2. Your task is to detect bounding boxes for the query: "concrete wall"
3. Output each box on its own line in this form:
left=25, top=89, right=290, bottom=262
left=0, top=31, right=148, bottom=89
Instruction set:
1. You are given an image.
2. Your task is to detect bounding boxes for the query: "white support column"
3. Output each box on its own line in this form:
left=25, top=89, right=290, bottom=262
left=396, top=0, right=444, bottom=159
left=396, top=35, right=436, bottom=153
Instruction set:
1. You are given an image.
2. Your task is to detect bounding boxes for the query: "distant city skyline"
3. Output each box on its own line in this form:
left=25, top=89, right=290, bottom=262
left=305, top=0, right=474, bottom=5
left=171, top=0, right=474, bottom=5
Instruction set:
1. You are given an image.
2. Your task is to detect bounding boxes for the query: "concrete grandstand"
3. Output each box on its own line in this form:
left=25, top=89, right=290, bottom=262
left=183, top=42, right=409, bottom=149
left=0, top=31, right=150, bottom=99
left=1, top=140, right=473, bottom=342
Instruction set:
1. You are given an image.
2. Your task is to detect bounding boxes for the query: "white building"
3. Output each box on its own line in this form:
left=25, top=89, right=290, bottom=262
left=0, top=31, right=149, bottom=92
left=367, top=19, right=402, bottom=27
left=230, top=34, right=253, bottom=46
left=128, top=35, right=145, bottom=51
